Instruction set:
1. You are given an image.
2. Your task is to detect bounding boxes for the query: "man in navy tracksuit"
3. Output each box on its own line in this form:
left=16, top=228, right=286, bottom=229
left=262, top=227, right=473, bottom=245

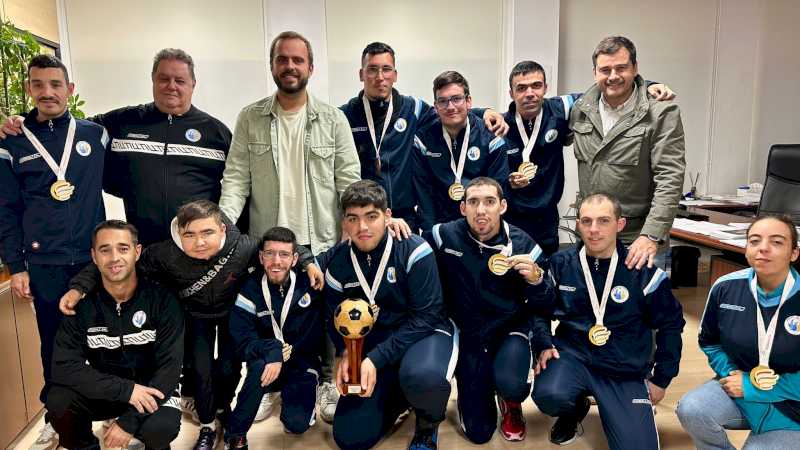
left=225, top=227, right=323, bottom=449
left=341, top=42, right=508, bottom=231
left=499, top=61, right=578, bottom=255
left=424, top=177, right=552, bottom=443
left=412, top=71, right=509, bottom=232
left=0, top=55, right=109, bottom=448
left=322, top=180, right=456, bottom=450
left=531, top=193, right=684, bottom=449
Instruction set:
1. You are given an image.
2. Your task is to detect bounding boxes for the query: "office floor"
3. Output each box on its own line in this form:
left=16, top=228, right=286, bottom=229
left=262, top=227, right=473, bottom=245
left=13, top=269, right=749, bottom=450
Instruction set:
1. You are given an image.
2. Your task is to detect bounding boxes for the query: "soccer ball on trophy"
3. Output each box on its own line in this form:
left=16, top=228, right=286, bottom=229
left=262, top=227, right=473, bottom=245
left=333, top=298, right=376, bottom=395
left=334, top=298, right=375, bottom=339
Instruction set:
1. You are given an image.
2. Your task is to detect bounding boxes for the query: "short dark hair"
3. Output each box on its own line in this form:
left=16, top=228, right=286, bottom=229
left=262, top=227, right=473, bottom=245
left=577, top=192, right=623, bottom=219
left=28, top=54, right=70, bottom=83
left=270, top=31, right=314, bottom=68
left=508, top=60, right=546, bottom=88
left=361, top=42, right=395, bottom=66
left=465, top=177, right=504, bottom=201
left=747, top=214, right=799, bottom=249
left=176, top=200, right=223, bottom=229
left=433, top=70, right=470, bottom=98
left=152, top=48, right=196, bottom=81
left=260, top=226, right=298, bottom=253
left=592, top=36, right=637, bottom=68
left=92, top=220, right=139, bottom=248
left=341, top=180, right=388, bottom=211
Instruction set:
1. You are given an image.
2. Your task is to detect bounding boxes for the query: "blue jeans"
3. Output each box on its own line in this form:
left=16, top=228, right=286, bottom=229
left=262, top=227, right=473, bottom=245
left=677, top=379, right=800, bottom=450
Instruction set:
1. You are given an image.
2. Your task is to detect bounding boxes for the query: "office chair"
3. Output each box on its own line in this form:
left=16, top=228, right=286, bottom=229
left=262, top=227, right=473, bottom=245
left=757, top=144, right=800, bottom=222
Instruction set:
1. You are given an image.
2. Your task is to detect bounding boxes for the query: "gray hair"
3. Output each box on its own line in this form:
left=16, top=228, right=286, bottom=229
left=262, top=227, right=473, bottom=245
left=151, top=48, right=196, bottom=81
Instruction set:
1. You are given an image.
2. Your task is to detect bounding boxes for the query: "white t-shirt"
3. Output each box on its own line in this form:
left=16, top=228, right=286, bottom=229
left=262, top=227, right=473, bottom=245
left=275, top=103, right=311, bottom=246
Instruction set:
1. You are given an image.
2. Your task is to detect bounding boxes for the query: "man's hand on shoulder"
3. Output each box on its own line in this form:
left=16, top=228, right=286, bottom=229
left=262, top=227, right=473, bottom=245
left=60, top=289, right=85, bottom=315
left=647, top=84, right=676, bottom=101
left=625, top=235, right=658, bottom=270
left=0, top=115, right=24, bottom=140
left=482, top=109, right=509, bottom=137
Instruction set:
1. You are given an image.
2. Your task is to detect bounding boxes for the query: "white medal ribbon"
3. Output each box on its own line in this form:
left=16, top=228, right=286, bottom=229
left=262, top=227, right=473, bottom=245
left=749, top=271, right=795, bottom=367
left=350, top=237, right=393, bottom=305
left=21, top=117, right=77, bottom=181
left=261, top=271, right=296, bottom=344
left=362, top=95, right=394, bottom=164
left=514, top=110, right=543, bottom=163
left=442, top=121, right=471, bottom=184
left=467, top=221, right=513, bottom=257
left=579, top=247, right=618, bottom=326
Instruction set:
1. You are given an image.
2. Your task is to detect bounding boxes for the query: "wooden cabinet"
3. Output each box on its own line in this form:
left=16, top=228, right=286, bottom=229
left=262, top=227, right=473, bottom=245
left=0, top=272, right=44, bottom=448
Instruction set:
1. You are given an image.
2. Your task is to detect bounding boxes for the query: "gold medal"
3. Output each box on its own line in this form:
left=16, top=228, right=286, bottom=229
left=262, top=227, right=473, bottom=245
left=749, top=365, right=779, bottom=390
left=488, top=253, right=510, bottom=276
left=448, top=182, right=465, bottom=201
left=518, top=161, right=538, bottom=181
left=50, top=180, right=74, bottom=201
left=588, top=324, right=611, bottom=346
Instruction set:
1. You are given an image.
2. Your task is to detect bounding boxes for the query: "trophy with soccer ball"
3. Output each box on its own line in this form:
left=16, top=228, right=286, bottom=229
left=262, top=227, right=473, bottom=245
left=333, top=298, right=376, bottom=395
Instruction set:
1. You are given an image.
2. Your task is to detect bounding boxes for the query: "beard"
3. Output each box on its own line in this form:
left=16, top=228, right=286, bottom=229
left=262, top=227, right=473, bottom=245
left=273, top=70, right=309, bottom=94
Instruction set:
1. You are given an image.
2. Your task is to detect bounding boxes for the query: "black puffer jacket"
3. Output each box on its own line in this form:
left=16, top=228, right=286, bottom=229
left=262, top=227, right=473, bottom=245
left=70, top=215, right=313, bottom=318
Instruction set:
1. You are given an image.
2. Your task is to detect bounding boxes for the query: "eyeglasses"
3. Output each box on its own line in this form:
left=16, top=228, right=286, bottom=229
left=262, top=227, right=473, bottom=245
left=434, top=95, right=467, bottom=109
left=364, top=65, right=395, bottom=77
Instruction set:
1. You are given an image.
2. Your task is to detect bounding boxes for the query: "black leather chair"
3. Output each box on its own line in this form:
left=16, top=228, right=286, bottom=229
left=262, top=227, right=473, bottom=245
left=758, top=144, right=800, bottom=221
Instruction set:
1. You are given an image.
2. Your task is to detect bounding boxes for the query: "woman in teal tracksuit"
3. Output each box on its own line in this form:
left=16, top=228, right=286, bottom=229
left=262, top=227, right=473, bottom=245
left=678, top=214, right=800, bottom=449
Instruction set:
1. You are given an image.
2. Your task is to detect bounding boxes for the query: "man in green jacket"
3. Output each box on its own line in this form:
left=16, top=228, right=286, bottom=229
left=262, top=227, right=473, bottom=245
left=219, top=30, right=360, bottom=427
left=569, top=36, right=685, bottom=271
left=219, top=30, right=360, bottom=255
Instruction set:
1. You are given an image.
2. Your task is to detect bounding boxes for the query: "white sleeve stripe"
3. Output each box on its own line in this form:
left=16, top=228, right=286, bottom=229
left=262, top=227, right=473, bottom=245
left=560, top=95, right=574, bottom=119
left=643, top=268, right=667, bottom=296
left=325, top=270, right=343, bottom=292
left=234, top=294, right=257, bottom=314
left=432, top=224, right=443, bottom=248
left=414, top=97, right=422, bottom=119
left=0, top=148, right=11, bottom=161
left=413, top=135, right=426, bottom=152
left=528, top=245, right=543, bottom=263
left=445, top=320, right=459, bottom=381
left=406, top=242, right=433, bottom=273
left=101, top=128, right=110, bottom=147
left=489, top=136, right=505, bottom=153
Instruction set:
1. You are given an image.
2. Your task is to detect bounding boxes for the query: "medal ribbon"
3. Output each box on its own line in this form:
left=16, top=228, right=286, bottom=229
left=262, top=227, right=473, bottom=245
left=21, top=117, right=76, bottom=181
left=579, top=246, right=618, bottom=326
left=467, top=221, right=513, bottom=257
left=350, top=237, right=393, bottom=305
left=442, top=121, right=470, bottom=184
left=261, top=271, right=297, bottom=344
left=362, top=95, right=394, bottom=165
left=749, top=271, right=795, bottom=367
left=514, top=110, right=543, bottom=163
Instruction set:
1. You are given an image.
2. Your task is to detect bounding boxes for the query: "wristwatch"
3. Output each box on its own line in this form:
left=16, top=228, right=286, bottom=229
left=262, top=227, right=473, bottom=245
left=642, top=234, right=661, bottom=243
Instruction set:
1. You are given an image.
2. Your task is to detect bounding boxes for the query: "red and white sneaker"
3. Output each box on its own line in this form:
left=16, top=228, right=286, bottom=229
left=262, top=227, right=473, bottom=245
left=498, top=397, right=526, bottom=441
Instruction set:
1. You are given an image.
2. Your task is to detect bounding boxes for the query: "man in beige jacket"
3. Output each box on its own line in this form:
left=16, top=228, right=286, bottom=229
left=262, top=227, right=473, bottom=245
left=569, top=36, right=685, bottom=271
left=219, top=30, right=360, bottom=428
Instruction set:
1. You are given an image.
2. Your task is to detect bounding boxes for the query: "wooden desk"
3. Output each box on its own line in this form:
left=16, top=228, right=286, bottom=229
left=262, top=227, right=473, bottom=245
left=671, top=207, right=754, bottom=283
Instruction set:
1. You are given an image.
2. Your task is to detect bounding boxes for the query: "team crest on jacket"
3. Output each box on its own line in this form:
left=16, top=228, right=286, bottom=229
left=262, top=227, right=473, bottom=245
left=75, top=141, right=92, bottom=156
left=394, top=118, right=407, bottom=133
left=299, top=293, right=311, bottom=308
left=545, top=129, right=558, bottom=143
left=132, top=310, right=147, bottom=328
left=185, top=128, right=202, bottom=142
left=467, top=146, right=480, bottom=161
left=785, top=316, right=800, bottom=335
left=610, top=286, right=629, bottom=303
left=386, top=267, right=397, bottom=283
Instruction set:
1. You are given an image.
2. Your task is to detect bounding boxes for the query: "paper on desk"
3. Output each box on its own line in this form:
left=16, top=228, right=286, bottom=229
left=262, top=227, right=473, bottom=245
left=720, top=238, right=747, bottom=248
left=672, top=218, right=739, bottom=235
left=679, top=199, right=730, bottom=207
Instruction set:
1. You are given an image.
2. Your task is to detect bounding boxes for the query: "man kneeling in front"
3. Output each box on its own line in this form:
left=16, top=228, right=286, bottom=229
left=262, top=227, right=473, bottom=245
left=46, top=220, right=184, bottom=450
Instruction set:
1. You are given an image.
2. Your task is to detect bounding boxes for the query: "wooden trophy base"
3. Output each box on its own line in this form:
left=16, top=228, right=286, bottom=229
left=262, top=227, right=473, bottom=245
left=345, top=337, right=364, bottom=396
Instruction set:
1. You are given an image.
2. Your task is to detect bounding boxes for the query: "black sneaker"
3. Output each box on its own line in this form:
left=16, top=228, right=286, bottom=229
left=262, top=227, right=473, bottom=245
left=194, top=427, right=218, bottom=450
left=224, top=436, right=248, bottom=450
left=408, top=426, right=438, bottom=450
left=549, top=397, right=590, bottom=445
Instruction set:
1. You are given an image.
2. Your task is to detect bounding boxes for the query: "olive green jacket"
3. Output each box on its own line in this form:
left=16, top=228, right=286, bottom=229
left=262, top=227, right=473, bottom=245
left=569, top=76, right=685, bottom=243
left=219, top=93, right=360, bottom=253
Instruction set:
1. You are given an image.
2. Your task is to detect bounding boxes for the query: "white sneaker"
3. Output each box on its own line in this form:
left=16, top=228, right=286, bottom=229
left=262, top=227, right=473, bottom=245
left=29, top=422, right=58, bottom=450
left=254, top=392, right=280, bottom=422
left=317, top=382, right=339, bottom=424
left=181, top=396, right=200, bottom=424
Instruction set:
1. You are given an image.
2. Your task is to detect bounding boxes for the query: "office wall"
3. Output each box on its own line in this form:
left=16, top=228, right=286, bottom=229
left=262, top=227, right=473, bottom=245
left=326, top=0, right=503, bottom=108
left=2, top=0, right=59, bottom=43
